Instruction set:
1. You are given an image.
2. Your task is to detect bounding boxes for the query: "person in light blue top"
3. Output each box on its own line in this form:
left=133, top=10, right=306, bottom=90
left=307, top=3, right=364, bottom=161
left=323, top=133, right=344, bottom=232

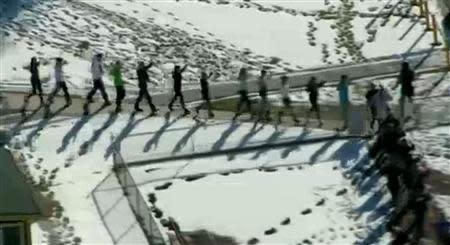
left=337, top=74, right=350, bottom=130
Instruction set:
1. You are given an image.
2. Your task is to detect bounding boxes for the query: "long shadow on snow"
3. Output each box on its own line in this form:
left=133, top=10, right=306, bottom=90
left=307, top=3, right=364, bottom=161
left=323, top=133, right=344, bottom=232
left=227, top=124, right=264, bottom=161
left=25, top=103, right=68, bottom=147
left=104, top=112, right=149, bottom=159
left=280, top=129, right=310, bottom=159
left=250, top=129, right=285, bottom=160
left=57, top=105, right=107, bottom=153
left=210, top=121, right=241, bottom=151
left=78, top=112, right=119, bottom=156
left=143, top=112, right=183, bottom=153
left=172, top=120, right=205, bottom=154
left=332, top=139, right=391, bottom=244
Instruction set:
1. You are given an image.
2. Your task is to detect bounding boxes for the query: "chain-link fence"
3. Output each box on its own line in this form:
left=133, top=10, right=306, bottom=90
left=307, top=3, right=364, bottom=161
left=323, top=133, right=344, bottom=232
left=112, top=150, right=167, bottom=245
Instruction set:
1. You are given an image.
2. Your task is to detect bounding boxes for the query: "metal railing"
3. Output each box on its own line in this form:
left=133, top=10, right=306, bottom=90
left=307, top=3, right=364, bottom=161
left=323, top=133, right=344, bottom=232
left=112, top=149, right=167, bottom=245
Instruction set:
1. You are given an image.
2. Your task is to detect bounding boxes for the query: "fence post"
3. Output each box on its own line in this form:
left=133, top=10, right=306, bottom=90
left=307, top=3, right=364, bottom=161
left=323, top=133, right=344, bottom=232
left=418, top=0, right=424, bottom=17
left=431, top=15, right=442, bottom=46
left=424, top=0, right=431, bottom=30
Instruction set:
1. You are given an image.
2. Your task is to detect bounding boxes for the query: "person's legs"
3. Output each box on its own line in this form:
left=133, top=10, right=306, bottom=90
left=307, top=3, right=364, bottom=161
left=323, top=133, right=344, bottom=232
left=144, top=90, right=157, bottom=113
left=47, top=83, right=61, bottom=104
left=115, top=86, right=124, bottom=111
left=97, top=79, right=110, bottom=103
left=342, top=101, right=349, bottom=129
left=399, top=95, right=405, bottom=123
left=168, top=92, right=178, bottom=110
left=206, top=99, right=214, bottom=117
left=134, top=89, right=144, bottom=110
left=86, top=81, right=99, bottom=102
left=179, top=93, right=189, bottom=113
left=60, top=82, right=71, bottom=105
left=314, top=102, right=322, bottom=126
left=36, top=79, right=43, bottom=102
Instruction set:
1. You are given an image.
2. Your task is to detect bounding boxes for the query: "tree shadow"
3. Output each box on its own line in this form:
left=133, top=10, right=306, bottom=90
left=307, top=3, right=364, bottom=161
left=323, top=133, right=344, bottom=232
left=424, top=71, right=449, bottom=97
left=25, top=103, right=68, bottom=147
left=57, top=105, right=107, bottom=153
left=280, top=129, right=310, bottom=159
left=227, top=124, right=264, bottom=161
left=104, top=112, right=149, bottom=160
left=172, top=120, right=204, bottom=154
left=250, top=129, right=285, bottom=160
left=211, top=121, right=241, bottom=151
left=404, top=30, right=428, bottom=55
left=143, top=112, right=183, bottom=153
left=78, top=112, right=119, bottom=156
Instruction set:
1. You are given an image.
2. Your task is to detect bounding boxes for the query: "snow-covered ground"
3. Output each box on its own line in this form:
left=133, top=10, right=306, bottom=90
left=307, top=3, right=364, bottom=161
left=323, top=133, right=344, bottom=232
left=4, top=110, right=393, bottom=244
left=1, top=0, right=436, bottom=93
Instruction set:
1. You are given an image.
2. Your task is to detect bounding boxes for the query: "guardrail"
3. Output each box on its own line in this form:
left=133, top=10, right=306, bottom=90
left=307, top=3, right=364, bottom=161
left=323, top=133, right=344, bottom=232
left=112, top=149, right=167, bottom=245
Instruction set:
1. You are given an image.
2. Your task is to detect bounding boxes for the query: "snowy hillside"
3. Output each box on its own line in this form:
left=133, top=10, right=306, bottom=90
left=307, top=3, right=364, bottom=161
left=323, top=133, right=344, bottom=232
left=1, top=0, right=436, bottom=93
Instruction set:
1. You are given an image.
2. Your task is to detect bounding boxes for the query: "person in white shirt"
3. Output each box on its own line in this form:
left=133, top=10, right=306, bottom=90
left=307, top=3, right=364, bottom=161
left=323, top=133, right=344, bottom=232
left=47, top=57, right=71, bottom=106
left=278, top=75, right=299, bottom=124
left=256, top=69, right=271, bottom=122
left=233, top=67, right=252, bottom=120
left=86, top=53, right=110, bottom=105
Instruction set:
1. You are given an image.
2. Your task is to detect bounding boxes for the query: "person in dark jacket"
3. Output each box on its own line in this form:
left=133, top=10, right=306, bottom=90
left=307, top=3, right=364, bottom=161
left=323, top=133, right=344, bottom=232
left=134, top=61, right=158, bottom=115
left=233, top=67, right=252, bottom=120
left=24, top=57, right=44, bottom=104
left=168, top=64, right=189, bottom=115
left=365, top=82, right=379, bottom=130
left=304, top=76, right=325, bottom=127
left=395, top=61, right=415, bottom=123
left=194, top=70, right=214, bottom=119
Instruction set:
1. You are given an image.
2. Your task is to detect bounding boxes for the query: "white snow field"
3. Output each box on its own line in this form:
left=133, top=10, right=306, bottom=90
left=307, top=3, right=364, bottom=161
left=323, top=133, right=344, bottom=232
left=0, top=0, right=437, bottom=92
left=5, top=111, right=392, bottom=244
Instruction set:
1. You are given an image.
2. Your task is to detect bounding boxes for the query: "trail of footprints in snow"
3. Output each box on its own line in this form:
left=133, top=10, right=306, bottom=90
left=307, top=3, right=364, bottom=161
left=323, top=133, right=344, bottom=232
left=3, top=0, right=295, bottom=87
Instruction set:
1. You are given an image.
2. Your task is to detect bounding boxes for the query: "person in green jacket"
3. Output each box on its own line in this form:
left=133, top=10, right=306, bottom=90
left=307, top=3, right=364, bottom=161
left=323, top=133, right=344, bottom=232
left=110, top=61, right=125, bottom=113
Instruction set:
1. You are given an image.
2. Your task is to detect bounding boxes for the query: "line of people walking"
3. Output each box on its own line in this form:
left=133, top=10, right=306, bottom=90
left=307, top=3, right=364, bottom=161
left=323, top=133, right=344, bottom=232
left=22, top=54, right=416, bottom=131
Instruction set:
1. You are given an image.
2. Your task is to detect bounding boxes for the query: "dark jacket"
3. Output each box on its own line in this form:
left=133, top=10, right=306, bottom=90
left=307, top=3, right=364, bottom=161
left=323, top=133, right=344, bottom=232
left=137, top=64, right=152, bottom=88
left=399, top=68, right=415, bottom=97
left=30, top=61, right=39, bottom=78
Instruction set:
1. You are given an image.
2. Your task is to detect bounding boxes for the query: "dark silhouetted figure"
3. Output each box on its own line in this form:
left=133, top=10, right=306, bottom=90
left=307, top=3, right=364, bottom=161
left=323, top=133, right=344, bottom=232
left=395, top=61, right=415, bottom=124
left=168, top=64, right=189, bottom=115
left=304, top=76, right=325, bottom=127
left=194, top=70, right=214, bottom=118
left=86, top=53, right=111, bottom=105
left=24, top=57, right=43, bottom=104
left=134, top=61, right=158, bottom=115
left=233, top=67, right=252, bottom=120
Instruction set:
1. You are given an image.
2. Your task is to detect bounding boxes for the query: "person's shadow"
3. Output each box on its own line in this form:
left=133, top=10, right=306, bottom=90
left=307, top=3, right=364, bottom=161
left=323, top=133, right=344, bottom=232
left=210, top=121, right=241, bottom=151
left=26, top=103, right=69, bottom=147
left=78, top=112, right=119, bottom=156
left=143, top=112, right=183, bottom=153
left=172, top=120, right=205, bottom=154
left=57, top=105, right=107, bottom=153
left=104, top=112, right=150, bottom=160
left=227, top=124, right=264, bottom=161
